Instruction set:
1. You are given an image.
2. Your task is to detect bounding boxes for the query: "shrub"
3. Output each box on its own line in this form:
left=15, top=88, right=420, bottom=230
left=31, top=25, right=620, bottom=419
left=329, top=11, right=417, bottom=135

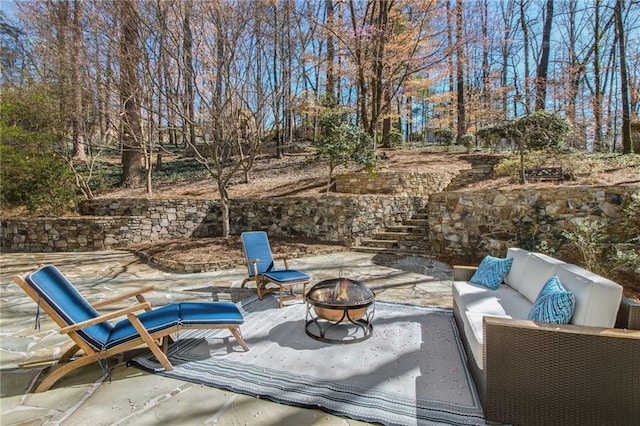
left=1, top=144, right=78, bottom=215
left=0, top=84, right=79, bottom=214
left=315, top=108, right=377, bottom=192
left=513, top=110, right=571, bottom=151
left=476, top=121, right=514, bottom=151
left=434, top=129, right=455, bottom=146
left=460, top=134, right=475, bottom=153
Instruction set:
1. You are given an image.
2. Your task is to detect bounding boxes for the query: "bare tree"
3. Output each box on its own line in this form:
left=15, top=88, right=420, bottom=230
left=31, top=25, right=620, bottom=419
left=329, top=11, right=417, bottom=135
left=455, top=0, right=466, bottom=144
left=119, top=0, right=143, bottom=188
left=614, top=0, right=632, bottom=154
left=534, top=0, right=554, bottom=111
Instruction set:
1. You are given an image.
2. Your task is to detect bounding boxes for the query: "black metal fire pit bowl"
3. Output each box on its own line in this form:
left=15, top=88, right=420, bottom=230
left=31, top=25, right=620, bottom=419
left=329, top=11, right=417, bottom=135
left=305, top=278, right=375, bottom=344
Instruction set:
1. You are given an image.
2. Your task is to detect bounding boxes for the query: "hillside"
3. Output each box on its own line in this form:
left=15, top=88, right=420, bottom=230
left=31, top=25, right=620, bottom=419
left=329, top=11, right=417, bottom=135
left=119, top=147, right=639, bottom=301
left=100, top=147, right=640, bottom=200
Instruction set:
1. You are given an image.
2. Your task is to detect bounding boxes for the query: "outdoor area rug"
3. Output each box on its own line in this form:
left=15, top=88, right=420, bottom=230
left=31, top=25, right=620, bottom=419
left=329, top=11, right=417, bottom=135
left=133, top=294, right=485, bottom=425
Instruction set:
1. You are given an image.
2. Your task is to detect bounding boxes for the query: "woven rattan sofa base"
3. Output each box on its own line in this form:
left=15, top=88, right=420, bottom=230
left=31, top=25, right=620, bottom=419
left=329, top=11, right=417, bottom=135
left=483, top=316, right=639, bottom=425
left=452, top=265, right=640, bottom=425
left=616, top=296, right=640, bottom=330
left=453, top=300, right=640, bottom=425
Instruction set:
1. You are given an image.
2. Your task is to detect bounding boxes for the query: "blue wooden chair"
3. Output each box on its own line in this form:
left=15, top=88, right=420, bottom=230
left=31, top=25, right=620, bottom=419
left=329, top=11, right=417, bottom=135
left=13, top=265, right=249, bottom=392
left=240, top=231, right=310, bottom=308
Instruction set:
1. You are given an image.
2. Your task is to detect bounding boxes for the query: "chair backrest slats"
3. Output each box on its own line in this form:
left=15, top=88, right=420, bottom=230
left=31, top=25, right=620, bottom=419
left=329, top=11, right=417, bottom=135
left=241, top=231, right=275, bottom=276
left=25, top=265, right=112, bottom=350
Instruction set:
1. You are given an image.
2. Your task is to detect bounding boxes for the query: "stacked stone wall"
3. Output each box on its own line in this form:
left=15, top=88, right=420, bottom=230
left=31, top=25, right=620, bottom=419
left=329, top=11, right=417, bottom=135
left=428, top=185, right=639, bottom=258
left=3, top=186, right=636, bottom=256
left=0, top=216, right=149, bottom=252
left=1, top=196, right=426, bottom=252
left=335, top=172, right=454, bottom=195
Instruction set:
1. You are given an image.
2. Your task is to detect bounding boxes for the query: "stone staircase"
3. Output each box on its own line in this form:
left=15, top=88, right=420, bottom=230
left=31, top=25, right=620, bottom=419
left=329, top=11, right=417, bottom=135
left=353, top=210, right=433, bottom=256
left=352, top=154, right=502, bottom=256
left=444, top=154, right=502, bottom=191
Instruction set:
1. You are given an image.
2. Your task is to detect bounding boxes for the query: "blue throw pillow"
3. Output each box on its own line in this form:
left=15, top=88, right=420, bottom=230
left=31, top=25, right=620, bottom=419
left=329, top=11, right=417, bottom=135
left=528, top=275, right=575, bottom=324
left=469, top=256, right=514, bottom=290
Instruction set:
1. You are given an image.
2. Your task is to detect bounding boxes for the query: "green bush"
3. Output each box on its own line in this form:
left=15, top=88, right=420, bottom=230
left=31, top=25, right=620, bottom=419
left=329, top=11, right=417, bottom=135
left=476, top=121, right=514, bottom=150
left=1, top=84, right=79, bottom=214
left=1, top=144, right=78, bottom=214
left=460, top=134, right=475, bottom=153
left=314, top=108, right=378, bottom=192
left=434, top=129, right=455, bottom=146
left=513, top=110, right=571, bottom=151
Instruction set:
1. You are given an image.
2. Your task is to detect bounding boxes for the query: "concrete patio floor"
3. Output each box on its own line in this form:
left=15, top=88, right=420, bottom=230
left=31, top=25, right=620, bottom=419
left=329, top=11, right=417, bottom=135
left=1, top=250, right=454, bottom=425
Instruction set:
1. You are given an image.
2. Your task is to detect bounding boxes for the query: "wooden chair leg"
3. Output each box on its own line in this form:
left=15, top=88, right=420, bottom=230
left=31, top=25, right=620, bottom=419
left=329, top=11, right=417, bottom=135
left=127, top=314, right=173, bottom=371
left=230, top=326, right=250, bottom=352
left=35, top=353, right=102, bottom=393
left=59, top=343, right=82, bottom=363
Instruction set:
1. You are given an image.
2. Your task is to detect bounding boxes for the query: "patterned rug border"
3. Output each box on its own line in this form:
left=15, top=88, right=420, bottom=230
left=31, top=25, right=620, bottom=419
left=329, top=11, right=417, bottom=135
left=133, top=296, right=485, bottom=426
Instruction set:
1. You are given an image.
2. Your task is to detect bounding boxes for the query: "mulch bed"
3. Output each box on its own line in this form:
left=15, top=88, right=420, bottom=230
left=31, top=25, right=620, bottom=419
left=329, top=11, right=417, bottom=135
left=127, top=237, right=349, bottom=273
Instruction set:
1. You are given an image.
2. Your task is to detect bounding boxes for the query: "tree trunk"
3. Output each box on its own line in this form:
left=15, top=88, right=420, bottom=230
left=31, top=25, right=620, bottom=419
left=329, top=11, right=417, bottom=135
left=455, top=0, right=466, bottom=144
left=119, top=0, right=143, bottom=188
left=71, top=0, right=85, bottom=161
left=593, top=0, right=604, bottom=151
left=535, top=0, right=554, bottom=111
left=446, top=0, right=455, bottom=129
left=519, top=0, right=531, bottom=113
left=183, top=2, right=196, bottom=149
left=615, top=0, right=632, bottom=154
left=501, top=0, right=514, bottom=120
left=325, top=0, right=336, bottom=102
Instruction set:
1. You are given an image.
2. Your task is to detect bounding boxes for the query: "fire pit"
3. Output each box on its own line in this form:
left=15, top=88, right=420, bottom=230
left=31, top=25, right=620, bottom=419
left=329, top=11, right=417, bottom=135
left=305, top=278, right=375, bottom=344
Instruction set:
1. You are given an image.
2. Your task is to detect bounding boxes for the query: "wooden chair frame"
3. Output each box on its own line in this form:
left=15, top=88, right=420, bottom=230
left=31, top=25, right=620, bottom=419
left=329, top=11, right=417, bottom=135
left=14, top=274, right=248, bottom=393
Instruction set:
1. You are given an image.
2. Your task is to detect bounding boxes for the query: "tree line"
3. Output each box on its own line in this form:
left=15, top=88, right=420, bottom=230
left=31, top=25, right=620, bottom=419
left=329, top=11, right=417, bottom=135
left=1, top=1, right=638, bottom=203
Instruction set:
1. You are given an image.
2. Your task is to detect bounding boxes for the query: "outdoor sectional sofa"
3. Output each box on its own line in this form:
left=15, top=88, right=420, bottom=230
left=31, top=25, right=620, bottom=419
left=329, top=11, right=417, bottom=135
left=453, top=248, right=640, bottom=425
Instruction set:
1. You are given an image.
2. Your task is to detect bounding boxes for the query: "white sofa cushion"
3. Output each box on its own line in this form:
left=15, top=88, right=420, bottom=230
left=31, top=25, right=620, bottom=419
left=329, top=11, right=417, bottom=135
left=503, top=248, right=532, bottom=292
left=453, top=281, right=532, bottom=368
left=465, top=311, right=512, bottom=368
left=555, top=263, right=623, bottom=327
left=518, top=253, right=566, bottom=303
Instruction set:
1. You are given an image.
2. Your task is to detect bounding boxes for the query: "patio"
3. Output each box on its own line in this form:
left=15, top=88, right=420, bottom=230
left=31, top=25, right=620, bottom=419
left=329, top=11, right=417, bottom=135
left=0, top=250, right=454, bottom=425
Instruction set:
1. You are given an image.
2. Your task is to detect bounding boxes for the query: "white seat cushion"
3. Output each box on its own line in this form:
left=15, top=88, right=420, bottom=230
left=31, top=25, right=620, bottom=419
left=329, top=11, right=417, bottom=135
left=465, top=311, right=512, bottom=369
left=453, top=281, right=532, bottom=368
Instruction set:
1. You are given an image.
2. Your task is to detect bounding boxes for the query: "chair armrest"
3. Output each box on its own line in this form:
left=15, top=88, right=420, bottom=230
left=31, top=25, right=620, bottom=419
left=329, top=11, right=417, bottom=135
left=59, top=302, right=152, bottom=334
left=616, top=296, right=640, bottom=330
left=92, top=286, right=154, bottom=308
left=452, top=265, right=476, bottom=281
left=245, top=258, right=259, bottom=276
left=272, top=256, right=291, bottom=269
left=482, top=316, right=640, bottom=425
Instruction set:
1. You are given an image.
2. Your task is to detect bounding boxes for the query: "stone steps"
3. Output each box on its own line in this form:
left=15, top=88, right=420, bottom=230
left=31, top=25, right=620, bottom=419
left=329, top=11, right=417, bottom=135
left=445, top=155, right=502, bottom=191
left=353, top=208, right=431, bottom=256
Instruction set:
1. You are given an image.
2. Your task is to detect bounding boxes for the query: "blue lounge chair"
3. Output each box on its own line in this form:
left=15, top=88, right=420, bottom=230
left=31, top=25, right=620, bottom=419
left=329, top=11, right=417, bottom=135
left=240, top=231, right=310, bottom=308
left=13, top=265, right=249, bottom=392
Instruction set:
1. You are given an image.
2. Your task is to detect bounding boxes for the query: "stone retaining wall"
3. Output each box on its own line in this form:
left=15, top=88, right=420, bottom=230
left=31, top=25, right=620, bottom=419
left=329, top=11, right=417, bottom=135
left=1, top=196, right=427, bottom=252
left=0, top=216, right=149, bottom=252
left=335, top=172, right=454, bottom=195
left=428, top=185, right=639, bottom=258
left=3, top=186, right=637, bottom=256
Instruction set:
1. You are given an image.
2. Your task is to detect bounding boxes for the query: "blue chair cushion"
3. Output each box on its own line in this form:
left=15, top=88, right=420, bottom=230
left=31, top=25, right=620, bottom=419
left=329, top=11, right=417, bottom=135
left=242, top=231, right=275, bottom=275
left=107, top=304, right=180, bottom=349
left=179, top=302, right=244, bottom=326
left=263, top=270, right=310, bottom=284
left=26, top=265, right=112, bottom=350
left=470, top=256, right=514, bottom=290
left=106, top=302, right=244, bottom=349
left=528, top=275, right=575, bottom=324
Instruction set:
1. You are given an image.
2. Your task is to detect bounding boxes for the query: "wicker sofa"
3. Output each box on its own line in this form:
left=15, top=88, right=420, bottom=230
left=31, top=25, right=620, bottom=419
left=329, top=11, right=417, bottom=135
left=453, top=248, right=640, bottom=425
